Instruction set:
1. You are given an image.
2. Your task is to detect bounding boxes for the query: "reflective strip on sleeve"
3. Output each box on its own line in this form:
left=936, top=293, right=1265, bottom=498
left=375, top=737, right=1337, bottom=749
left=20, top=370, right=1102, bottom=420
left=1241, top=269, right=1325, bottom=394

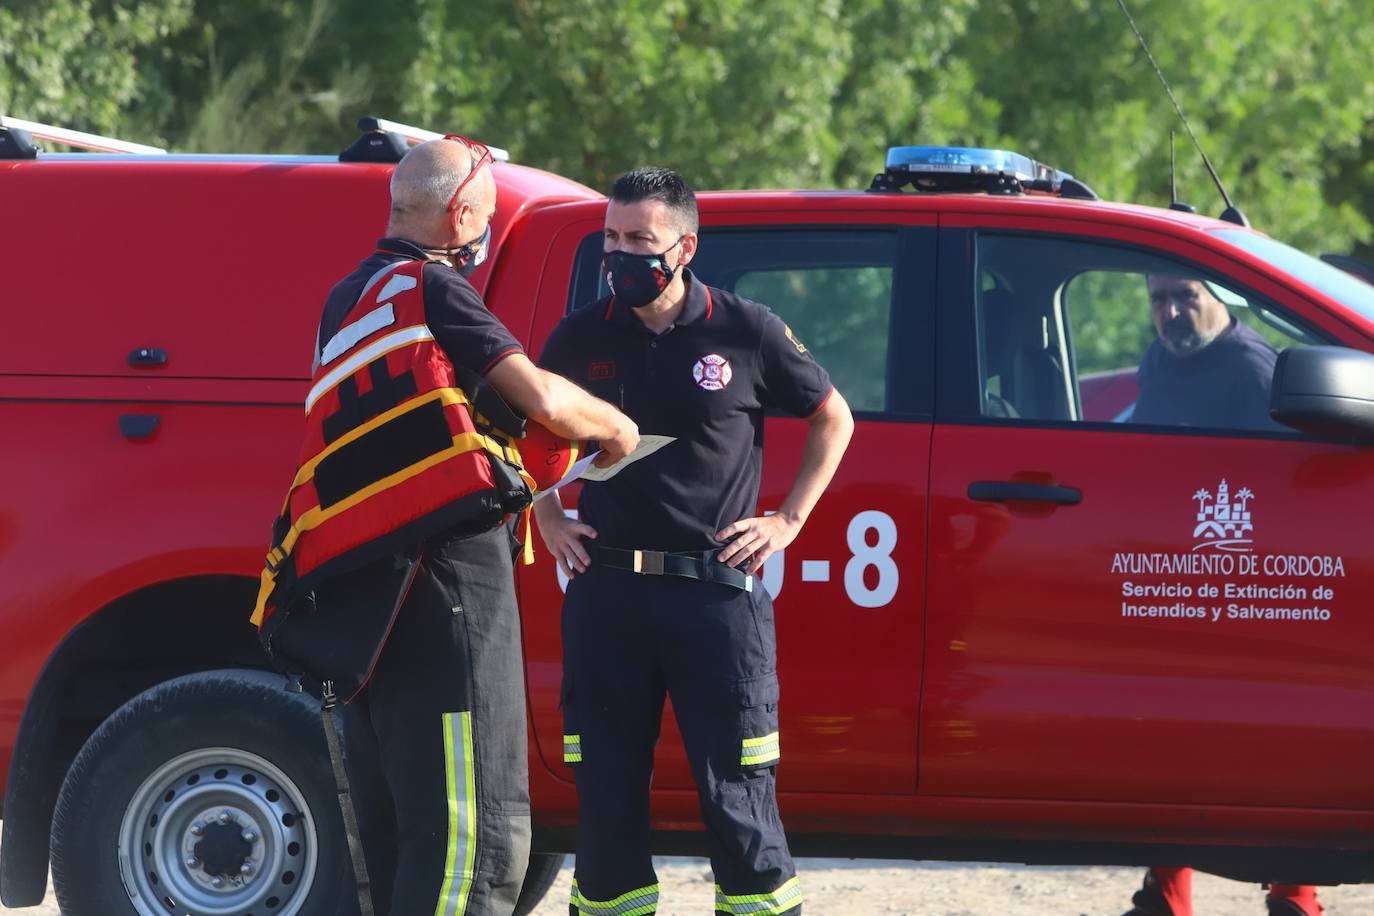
left=715, top=876, right=803, bottom=915
left=563, top=734, right=582, bottom=763
left=740, top=730, right=780, bottom=766
left=434, top=711, right=477, bottom=916
left=570, top=878, right=659, bottom=916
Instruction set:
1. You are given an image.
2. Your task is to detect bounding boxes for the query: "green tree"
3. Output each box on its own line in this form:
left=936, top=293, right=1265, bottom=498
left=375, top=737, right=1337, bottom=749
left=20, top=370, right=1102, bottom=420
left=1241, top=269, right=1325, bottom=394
left=137, top=0, right=419, bottom=152
left=170, top=0, right=371, bottom=152
left=0, top=0, right=193, bottom=138
left=404, top=0, right=979, bottom=192
left=1324, top=121, right=1374, bottom=264
left=6, top=0, right=1374, bottom=267
left=954, top=0, right=1374, bottom=255
left=1, top=0, right=398, bottom=153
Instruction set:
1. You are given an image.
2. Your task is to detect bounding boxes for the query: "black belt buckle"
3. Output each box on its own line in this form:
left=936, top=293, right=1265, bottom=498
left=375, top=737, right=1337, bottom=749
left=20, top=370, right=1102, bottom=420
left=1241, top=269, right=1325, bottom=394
left=632, top=549, right=665, bottom=575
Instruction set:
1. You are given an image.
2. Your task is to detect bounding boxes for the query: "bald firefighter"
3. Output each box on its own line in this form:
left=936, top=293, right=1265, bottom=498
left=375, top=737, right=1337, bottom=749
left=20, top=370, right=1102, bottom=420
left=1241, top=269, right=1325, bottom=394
left=253, top=136, right=636, bottom=915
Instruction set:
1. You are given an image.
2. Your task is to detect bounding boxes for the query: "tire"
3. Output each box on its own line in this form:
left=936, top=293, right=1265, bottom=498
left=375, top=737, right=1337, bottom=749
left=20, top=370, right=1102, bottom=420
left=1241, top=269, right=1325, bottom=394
left=50, top=669, right=350, bottom=916
left=514, top=852, right=567, bottom=916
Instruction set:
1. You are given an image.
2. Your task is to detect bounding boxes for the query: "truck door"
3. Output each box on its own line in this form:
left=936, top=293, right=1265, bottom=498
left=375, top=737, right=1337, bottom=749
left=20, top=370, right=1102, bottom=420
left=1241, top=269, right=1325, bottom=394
left=519, top=203, right=936, bottom=797
left=922, top=224, right=1374, bottom=808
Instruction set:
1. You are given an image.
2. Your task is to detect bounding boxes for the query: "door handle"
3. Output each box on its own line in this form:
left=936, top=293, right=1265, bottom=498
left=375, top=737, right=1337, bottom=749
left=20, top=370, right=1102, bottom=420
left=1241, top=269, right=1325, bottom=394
left=968, top=481, right=1081, bottom=505
left=119, top=414, right=160, bottom=440
left=128, top=347, right=168, bottom=368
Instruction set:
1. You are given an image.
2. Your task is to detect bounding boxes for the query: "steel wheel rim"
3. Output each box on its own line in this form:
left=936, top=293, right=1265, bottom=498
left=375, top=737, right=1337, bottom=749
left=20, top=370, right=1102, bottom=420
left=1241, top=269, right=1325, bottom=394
left=116, top=746, right=319, bottom=916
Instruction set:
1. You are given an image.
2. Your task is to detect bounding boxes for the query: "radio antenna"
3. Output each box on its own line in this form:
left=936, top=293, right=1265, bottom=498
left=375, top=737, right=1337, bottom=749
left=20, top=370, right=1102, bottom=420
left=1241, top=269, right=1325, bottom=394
left=1116, top=0, right=1248, bottom=226
left=1166, top=131, right=1195, bottom=212
left=1170, top=131, right=1177, bottom=203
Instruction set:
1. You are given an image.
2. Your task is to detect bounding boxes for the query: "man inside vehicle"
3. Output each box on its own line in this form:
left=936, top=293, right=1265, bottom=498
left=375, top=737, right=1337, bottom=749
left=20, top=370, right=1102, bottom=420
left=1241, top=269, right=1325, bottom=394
left=1129, top=273, right=1283, bottom=431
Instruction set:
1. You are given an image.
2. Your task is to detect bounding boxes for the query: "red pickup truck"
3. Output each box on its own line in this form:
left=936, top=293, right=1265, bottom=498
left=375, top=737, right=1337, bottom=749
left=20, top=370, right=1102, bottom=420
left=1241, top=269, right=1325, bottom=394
left=3, top=122, right=1374, bottom=916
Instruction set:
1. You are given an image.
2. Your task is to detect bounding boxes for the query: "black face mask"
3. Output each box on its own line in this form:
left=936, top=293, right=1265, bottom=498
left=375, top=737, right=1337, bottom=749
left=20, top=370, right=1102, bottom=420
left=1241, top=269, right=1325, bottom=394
left=603, top=238, right=682, bottom=308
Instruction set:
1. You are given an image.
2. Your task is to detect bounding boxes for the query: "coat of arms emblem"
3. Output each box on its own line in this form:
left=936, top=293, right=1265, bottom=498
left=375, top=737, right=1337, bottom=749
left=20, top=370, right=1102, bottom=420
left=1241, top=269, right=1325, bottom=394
left=1192, top=479, right=1255, bottom=552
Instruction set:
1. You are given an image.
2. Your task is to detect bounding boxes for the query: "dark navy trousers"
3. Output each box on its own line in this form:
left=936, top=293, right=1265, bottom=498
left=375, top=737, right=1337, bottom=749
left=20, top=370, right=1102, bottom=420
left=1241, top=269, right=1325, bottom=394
left=561, top=565, right=801, bottom=916
left=345, top=525, right=531, bottom=916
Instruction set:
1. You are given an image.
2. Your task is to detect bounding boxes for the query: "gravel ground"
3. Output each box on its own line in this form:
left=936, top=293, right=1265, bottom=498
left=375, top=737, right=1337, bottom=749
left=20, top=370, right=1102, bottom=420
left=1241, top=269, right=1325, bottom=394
left=7, top=842, right=1374, bottom=916
left=520, top=857, right=1374, bottom=915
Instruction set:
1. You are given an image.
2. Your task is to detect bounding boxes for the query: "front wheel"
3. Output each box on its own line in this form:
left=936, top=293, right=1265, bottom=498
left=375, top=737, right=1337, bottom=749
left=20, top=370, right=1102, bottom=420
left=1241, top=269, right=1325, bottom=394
left=50, top=670, right=350, bottom=916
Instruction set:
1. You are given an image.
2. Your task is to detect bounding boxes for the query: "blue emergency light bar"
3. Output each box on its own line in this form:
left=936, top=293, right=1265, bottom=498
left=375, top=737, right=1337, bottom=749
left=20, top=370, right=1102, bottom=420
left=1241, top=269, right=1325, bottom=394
left=870, top=145, right=1099, bottom=199
left=886, top=146, right=1055, bottom=181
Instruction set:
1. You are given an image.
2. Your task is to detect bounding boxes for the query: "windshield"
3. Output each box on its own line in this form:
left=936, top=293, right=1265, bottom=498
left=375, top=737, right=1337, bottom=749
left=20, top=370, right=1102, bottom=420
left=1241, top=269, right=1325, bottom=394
left=1214, top=229, right=1374, bottom=322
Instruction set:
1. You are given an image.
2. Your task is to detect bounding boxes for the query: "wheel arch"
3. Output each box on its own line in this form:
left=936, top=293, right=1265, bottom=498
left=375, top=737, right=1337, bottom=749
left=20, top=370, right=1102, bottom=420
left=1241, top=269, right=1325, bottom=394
left=2, top=574, right=266, bottom=907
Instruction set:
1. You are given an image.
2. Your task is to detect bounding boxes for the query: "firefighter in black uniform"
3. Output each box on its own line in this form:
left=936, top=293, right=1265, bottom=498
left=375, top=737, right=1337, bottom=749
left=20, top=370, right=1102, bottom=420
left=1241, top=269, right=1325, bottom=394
left=535, top=167, right=855, bottom=916
left=256, top=137, right=636, bottom=916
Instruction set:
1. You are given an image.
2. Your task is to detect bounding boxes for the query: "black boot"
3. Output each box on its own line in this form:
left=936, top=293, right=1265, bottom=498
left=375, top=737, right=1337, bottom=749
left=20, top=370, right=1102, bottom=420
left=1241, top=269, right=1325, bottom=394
left=1267, top=898, right=1322, bottom=916
left=1122, top=870, right=1174, bottom=916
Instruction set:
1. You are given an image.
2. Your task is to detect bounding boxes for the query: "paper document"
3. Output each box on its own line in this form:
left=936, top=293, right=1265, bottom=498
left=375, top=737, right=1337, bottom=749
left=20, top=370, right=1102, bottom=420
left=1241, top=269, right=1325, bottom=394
left=579, top=435, right=676, bottom=482
left=533, top=453, right=600, bottom=502
left=532, top=435, right=677, bottom=502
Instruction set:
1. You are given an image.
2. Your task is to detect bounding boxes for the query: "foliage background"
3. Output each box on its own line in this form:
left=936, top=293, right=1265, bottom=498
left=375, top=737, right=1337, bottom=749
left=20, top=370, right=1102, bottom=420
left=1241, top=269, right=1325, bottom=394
left=3, top=0, right=1372, bottom=259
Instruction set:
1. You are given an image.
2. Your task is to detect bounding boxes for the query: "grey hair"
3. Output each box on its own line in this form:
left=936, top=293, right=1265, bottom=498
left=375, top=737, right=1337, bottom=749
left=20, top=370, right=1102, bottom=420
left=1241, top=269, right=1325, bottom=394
left=388, top=140, right=480, bottom=217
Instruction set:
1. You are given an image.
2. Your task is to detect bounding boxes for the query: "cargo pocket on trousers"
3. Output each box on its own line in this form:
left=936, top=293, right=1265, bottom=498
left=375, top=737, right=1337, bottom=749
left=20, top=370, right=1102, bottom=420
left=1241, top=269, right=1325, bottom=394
left=560, top=673, right=582, bottom=766
left=735, top=672, right=780, bottom=772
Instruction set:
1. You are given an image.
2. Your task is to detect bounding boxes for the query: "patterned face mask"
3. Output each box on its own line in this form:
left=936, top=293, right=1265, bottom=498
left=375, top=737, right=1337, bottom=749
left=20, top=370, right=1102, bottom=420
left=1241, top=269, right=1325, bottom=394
left=428, top=222, right=491, bottom=278
left=602, top=237, right=682, bottom=308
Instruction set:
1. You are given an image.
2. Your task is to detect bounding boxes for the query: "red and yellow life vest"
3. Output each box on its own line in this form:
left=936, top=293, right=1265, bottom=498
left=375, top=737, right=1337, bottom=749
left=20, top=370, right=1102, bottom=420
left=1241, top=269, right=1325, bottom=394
left=250, top=259, right=533, bottom=628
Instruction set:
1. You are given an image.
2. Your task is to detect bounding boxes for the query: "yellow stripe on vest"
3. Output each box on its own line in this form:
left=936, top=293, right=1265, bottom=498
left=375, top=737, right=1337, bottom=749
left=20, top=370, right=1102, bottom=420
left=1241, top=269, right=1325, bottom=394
left=435, top=711, right=478, bottom=916
left=249, top=431, right=492, bottom=627
left=297, top=432, right=494, bottom=530
left=291, top=387, right=475, bottom=489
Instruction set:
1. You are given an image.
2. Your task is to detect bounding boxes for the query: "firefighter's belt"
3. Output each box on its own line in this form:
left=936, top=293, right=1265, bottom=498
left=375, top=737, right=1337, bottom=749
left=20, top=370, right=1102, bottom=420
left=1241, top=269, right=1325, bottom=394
left=594, top=547, right=753, bottom=592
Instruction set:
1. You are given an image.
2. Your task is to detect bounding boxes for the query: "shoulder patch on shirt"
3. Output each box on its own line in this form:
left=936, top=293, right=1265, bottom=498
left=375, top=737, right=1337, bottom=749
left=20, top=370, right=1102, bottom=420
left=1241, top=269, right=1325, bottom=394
left=784, top=324, right=808, bottom=354
left=693, top=354, right=733, bottom=391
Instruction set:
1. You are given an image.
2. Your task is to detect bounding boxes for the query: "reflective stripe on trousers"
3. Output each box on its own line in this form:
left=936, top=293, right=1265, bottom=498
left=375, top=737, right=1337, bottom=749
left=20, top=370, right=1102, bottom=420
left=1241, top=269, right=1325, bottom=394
left=434, top=710, right=477, bottom=916
left=715, top=876, right=803, bottom=915
left=570, top=878, right=660, bottom=915
left=739, top=730, right=779, bottom=766
left=345, top=525, right=531, bottom=915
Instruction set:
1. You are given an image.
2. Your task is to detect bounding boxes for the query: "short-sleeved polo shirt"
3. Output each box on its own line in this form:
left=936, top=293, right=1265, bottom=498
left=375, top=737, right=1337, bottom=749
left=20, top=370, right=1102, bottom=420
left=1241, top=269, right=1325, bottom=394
left=539, top=268, right=832, bottom=551
left=316, top=237, right=523, bottom=374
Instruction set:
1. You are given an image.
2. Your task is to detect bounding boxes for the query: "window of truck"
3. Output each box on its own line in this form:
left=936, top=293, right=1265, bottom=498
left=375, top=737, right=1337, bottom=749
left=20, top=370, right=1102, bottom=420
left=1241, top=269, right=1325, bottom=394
left=973, top=233, right=1326, bottom=432
left=1214, top=229, right=1374, bottom=321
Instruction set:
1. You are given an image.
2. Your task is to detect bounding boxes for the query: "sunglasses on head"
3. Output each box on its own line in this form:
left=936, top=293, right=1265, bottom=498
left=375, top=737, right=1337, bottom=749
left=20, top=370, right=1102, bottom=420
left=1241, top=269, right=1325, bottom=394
left=442, top=134, right=495, bottom=212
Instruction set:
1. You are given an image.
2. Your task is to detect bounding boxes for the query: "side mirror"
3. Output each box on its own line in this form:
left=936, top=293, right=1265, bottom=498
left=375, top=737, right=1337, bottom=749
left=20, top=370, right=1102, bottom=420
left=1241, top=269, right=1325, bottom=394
left=1271, top=346, right=1374, bottom=443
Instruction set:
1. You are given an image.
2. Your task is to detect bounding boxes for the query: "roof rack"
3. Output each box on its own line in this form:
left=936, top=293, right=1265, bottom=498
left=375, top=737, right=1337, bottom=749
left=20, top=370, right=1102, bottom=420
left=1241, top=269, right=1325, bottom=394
left=339, top=117, right=511, bottom=164
left=0, top=116, right=166, bottom=158
left=869, top=145, right=1099, bottom=200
